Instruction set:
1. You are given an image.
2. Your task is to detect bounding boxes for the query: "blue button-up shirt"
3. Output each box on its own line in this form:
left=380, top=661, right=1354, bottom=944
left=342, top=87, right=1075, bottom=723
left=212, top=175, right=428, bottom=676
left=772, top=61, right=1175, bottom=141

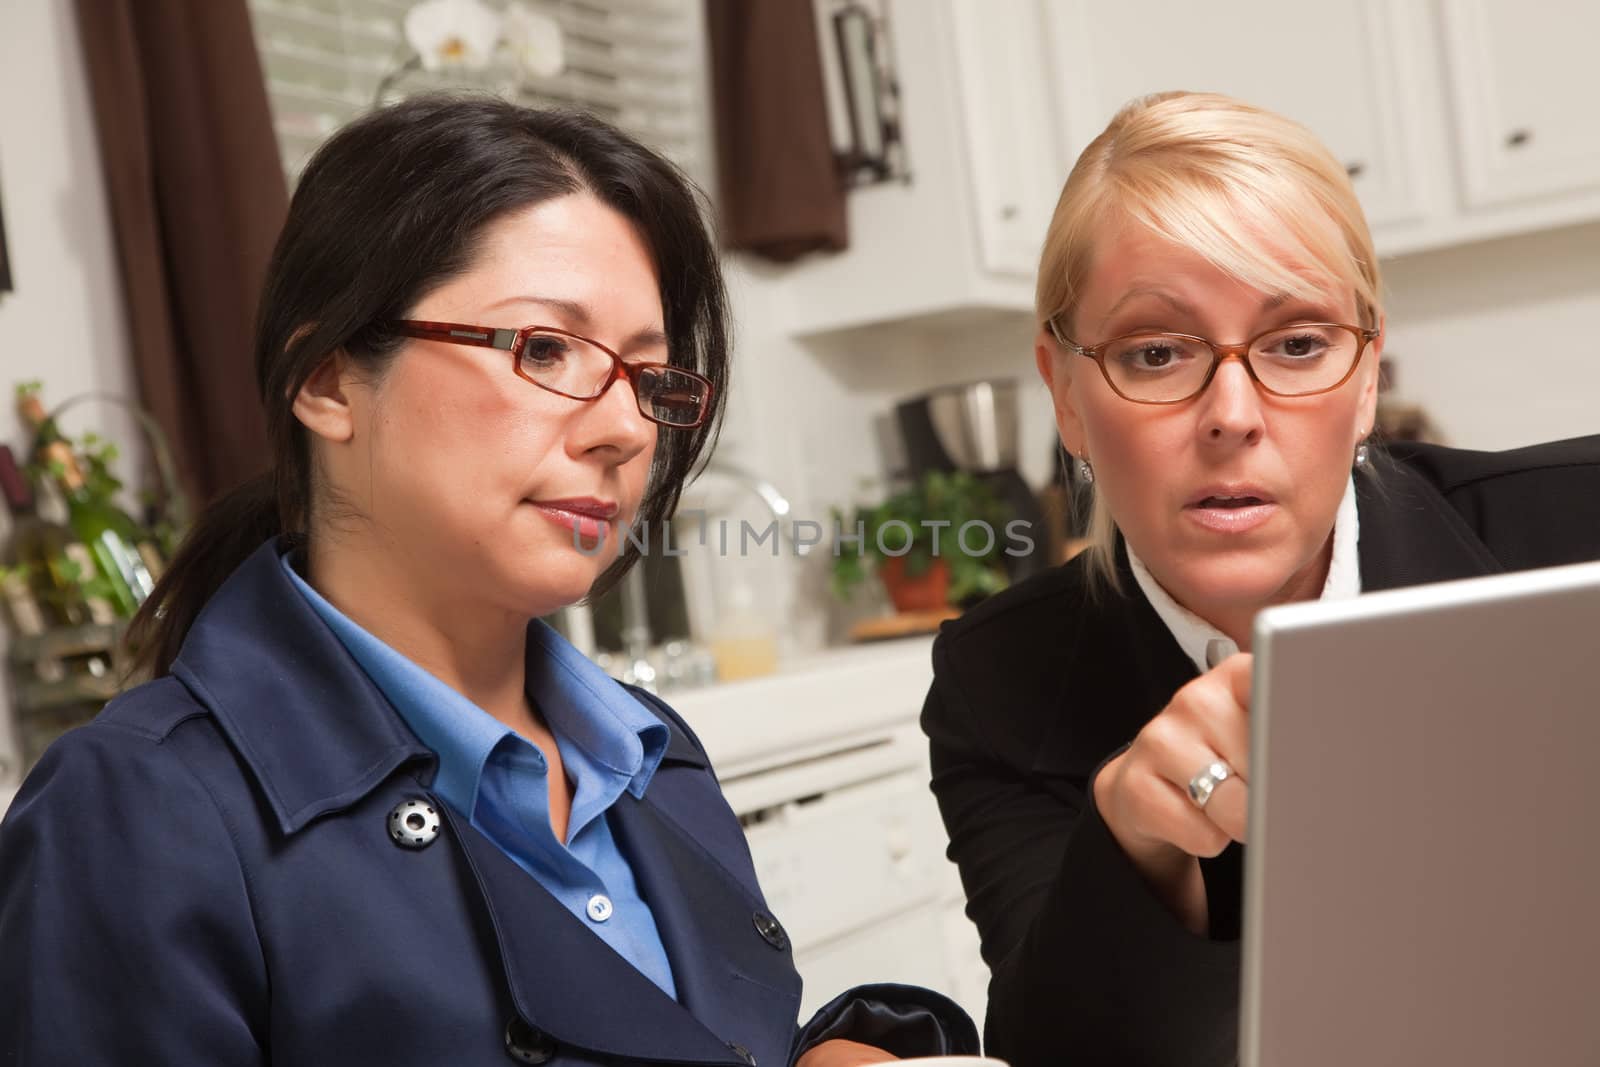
left=281, top=553, right=677, bottom=998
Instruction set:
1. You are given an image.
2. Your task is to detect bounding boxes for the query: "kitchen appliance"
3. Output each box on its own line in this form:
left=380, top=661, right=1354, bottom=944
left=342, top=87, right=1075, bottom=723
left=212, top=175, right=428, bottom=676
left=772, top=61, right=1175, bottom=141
left=894, top=379, right=1048, bottom=584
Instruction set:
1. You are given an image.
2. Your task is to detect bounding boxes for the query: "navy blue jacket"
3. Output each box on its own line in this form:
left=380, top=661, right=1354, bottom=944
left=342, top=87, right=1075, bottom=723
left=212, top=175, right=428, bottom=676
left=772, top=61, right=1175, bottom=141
left=0, top=542, right=976, bottom=1065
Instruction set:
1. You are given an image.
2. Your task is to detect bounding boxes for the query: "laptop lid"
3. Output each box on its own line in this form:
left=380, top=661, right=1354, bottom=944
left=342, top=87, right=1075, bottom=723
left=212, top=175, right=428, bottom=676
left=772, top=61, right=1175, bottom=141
left=1242, top=560, right=1600, bottom=1067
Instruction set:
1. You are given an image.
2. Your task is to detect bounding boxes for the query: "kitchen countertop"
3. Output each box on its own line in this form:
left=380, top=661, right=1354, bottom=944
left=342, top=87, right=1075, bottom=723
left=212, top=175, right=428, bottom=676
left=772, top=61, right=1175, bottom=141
left=663, top=635, right=938, bottom=778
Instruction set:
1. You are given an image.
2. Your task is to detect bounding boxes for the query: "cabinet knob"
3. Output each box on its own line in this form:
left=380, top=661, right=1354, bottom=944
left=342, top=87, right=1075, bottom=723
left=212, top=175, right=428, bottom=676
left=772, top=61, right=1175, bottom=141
left=1505, top=128, right=1532, bottom=148
left=1344, top=160, right=1366, bottom=179
left=999, top=204, right=1019, bottom=221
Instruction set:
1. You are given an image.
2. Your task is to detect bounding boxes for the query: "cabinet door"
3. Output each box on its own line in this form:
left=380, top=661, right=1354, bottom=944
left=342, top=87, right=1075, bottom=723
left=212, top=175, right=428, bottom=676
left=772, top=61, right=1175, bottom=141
left=1439, top=0, right=1600, bottom=210
left=947, top=0, right=1064, bottom=278
left=794, top=908, right=952, bottom=1019
left=1042, top=0, right=1430, bottom=231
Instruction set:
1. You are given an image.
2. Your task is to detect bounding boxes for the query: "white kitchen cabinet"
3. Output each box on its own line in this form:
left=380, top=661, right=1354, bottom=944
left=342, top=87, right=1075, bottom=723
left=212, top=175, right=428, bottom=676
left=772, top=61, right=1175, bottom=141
left=1037, top=0, right=1600, bottom=257
left=794, top=906, right=952, bottom=1017
left=1438, top=0, right=1600, bottom=211
left=1041, top=0, right=1439, bottom=240
left=946, top=0, right=1063, bottom=279
left=767, top=0, right=1600, bottom=340
left=669, top=638, right=989, bottom=1027
left=769, top=0, right=1057, bottom=337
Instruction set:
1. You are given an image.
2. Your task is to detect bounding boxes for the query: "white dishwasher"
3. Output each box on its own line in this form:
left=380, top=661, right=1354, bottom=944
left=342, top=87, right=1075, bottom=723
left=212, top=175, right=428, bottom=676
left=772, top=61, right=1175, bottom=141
left=675, top=638, right=991, bottom=1026
left=720, top=723, right=979, bottom=1023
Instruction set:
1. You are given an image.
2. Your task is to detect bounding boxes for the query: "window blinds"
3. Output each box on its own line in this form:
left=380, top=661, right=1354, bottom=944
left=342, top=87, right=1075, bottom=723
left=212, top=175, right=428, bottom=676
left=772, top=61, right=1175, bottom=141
left=247, top=0, right=707, bottom=184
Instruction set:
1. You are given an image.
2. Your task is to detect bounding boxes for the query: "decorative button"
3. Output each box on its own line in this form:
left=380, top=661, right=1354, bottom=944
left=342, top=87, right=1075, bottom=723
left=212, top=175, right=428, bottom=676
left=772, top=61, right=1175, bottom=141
left=751, top=911, right=788, bottom=951
left=726, top=1040, right=757, bottom=1065
left=387, top=798, right=441, bottom=849
left=504, top=1017, right=557, bottom=1064
left=586, top=894, right=613, bottom=922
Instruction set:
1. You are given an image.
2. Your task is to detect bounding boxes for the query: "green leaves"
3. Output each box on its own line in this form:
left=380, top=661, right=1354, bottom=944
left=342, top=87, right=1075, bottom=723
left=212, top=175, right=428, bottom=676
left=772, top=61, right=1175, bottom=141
left=830, top=470, right=1012, bottom=606
left=78, top=432, right=125, bottom=502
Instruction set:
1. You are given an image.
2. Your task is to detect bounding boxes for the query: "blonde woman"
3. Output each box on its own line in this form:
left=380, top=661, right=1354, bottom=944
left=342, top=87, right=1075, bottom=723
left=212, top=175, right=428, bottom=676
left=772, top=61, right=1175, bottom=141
left=921, top=92, right=1600, bottom=1067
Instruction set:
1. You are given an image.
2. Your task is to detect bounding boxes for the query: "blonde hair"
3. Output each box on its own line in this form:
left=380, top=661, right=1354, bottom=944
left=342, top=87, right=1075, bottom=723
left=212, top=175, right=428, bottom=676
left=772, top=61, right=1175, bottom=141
left=1036, top=91, right=1384, bottom=591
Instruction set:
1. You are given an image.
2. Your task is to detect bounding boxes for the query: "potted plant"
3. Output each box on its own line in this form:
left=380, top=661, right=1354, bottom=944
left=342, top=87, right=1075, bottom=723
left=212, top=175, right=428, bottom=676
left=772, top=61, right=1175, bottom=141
left=830, top=470, right=1010, bottom=612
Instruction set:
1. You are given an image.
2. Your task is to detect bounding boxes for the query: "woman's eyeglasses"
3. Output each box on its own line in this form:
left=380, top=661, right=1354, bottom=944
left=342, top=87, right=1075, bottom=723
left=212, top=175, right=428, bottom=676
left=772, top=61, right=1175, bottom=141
left=391, top=320, right=714, bottom=428
left=1046, top=319, right=1380, bottom=405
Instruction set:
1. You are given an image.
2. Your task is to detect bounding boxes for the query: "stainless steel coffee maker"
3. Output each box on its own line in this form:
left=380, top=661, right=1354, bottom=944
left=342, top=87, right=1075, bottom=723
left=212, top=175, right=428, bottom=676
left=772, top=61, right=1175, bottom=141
left=894, top=379, right=1049, bottom=585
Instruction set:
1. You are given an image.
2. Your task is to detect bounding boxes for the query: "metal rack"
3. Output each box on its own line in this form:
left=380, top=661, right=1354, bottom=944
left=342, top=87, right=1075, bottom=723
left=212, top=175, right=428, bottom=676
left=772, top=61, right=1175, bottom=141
left=6, top=620, right=136, bottom=768
left=3, top=390, right=181, bottom=771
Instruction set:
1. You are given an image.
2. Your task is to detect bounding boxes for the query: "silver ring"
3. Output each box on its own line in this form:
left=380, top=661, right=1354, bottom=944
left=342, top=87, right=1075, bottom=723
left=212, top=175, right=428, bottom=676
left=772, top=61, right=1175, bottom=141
left=1187, top=760, right=1233, bottom=809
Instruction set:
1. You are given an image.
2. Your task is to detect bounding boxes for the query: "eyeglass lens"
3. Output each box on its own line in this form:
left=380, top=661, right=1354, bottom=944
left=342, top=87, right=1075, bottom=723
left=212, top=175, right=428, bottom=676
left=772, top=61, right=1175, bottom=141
left=1100, top=324, right=1362, bottom=401
left=516, top=330, right=708, bottom=427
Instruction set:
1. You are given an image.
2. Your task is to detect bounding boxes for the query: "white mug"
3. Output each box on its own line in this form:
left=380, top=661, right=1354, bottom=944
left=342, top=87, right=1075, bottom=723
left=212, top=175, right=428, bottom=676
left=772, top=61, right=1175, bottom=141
left=896, top=1059, right=1009, bottom=1066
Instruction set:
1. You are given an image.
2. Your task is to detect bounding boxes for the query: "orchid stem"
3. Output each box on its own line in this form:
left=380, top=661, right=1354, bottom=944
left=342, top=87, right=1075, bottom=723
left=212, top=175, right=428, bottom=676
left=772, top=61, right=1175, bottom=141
left=373, top=53, right=423, bottom=109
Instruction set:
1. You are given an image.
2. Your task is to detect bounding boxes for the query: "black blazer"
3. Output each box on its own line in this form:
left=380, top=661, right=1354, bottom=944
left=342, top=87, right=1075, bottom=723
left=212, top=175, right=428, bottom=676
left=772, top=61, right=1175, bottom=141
left=920, top=436, right=1600, bottom=1067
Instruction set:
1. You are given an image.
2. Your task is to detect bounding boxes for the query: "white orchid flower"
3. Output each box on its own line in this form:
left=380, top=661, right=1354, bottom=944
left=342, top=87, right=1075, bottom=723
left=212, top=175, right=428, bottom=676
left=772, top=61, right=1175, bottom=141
left=500, top=2, right=566, bottom=79
left=404, top=0, right=502, bottom=72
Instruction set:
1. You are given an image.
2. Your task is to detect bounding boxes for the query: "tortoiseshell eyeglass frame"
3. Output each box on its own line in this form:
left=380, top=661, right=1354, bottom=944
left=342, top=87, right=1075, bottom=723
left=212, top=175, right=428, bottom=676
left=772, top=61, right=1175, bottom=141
left=391, top=319, right=714, bottom=428
left=1044, top=316, right=1381, bottom=405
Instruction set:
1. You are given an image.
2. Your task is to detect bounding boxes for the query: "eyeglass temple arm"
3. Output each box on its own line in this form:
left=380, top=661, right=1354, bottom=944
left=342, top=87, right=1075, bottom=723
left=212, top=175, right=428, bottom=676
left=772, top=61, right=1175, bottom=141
left=393, top=320, right=520, bottom=352
left=1044, top=315, right=1094, bottom=357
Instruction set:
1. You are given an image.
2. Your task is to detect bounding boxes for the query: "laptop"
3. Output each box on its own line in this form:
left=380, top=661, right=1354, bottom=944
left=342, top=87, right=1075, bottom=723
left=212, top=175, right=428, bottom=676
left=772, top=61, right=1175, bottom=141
left=1242, top=560, right=1600, bottom=1067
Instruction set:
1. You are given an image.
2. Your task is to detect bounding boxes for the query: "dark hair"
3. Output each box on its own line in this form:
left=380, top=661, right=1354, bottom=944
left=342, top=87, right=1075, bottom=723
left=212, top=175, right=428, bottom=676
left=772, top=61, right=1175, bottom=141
left=129, top=94, right=729, bottom=676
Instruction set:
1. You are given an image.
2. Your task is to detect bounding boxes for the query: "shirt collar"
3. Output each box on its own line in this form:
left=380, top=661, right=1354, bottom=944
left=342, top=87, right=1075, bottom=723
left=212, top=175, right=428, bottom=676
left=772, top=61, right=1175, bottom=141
left=1129, top=474, right=1363, bottom=673
left=278, top=551, right=669, bottom=823
left=523, top=620, right=670, bottom=798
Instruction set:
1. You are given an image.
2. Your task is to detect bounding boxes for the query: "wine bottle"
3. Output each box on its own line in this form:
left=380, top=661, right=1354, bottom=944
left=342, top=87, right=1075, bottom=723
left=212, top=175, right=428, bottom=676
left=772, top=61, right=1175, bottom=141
left=18, top=390, right=157, bottom=616
left=42, top=446, right=156, bottom=617
left=18, top=387, right=171, bottom=581
left=79, top=429, right=167, bottom=582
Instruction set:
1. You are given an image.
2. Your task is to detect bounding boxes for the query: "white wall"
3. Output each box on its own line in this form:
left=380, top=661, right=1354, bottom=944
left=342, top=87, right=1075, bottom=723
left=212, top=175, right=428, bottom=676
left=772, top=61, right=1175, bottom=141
left=1382, top=221, right=1600, bottom=451
left=0, top=1, right=138, bottom=806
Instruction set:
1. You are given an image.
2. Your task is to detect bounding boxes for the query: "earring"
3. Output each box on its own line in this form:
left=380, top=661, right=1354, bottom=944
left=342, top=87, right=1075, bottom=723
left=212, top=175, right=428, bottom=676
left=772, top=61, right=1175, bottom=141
left=1354, top=442, right=1370, bottom=469
left=1078, top=457, right=1095, bottom=485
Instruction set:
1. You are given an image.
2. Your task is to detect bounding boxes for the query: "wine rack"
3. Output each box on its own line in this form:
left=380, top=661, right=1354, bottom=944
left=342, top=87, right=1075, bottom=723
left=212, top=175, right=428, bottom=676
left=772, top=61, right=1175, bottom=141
left=3, top=388, right=183, bottom=773
left=6, top=620, right=138, bottom=768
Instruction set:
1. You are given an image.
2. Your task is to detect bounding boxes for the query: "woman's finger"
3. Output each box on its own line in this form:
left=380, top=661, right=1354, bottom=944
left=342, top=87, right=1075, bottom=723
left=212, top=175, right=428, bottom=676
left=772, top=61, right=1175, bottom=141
left=1177, top=675, right=1252, bottom=783
left=1200, top=776, right=1248, bottom=844
left=1139, top=721, right=1248, bottom=848
left=1125, top=763, right=1233, bottom=859
left=1217, top=651, right=1253, bottom=712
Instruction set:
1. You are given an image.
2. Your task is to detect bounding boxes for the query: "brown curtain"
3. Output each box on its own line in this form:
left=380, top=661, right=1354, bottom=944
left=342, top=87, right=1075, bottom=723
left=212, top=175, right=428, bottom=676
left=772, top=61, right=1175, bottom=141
left=73, top=0, right=286, bottom=504
left=705, top=0, right=848, bottom=262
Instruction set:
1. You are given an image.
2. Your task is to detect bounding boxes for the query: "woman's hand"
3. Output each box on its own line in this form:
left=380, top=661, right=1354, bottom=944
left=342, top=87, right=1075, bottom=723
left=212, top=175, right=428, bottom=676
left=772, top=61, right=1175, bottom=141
left=794, top=1038, right=900, bottom=1066
left=1092, top=652, right=1253, bottom=934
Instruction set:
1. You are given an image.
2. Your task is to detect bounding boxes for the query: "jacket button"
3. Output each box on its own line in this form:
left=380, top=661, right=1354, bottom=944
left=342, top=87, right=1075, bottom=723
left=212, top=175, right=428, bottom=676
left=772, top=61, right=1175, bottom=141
left=726, top=1040, right=757, bottom=1065
left=387, top=798, right=441, bottom=850
left=504, top=1017, right=556, bottom=1064
left=751, top=911, right=788, bottom=951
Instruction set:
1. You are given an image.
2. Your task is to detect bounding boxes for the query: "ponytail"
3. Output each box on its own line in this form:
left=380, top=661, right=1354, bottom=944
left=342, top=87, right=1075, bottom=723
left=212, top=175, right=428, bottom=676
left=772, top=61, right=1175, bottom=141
left=126, top=471, right=285, bottom=678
